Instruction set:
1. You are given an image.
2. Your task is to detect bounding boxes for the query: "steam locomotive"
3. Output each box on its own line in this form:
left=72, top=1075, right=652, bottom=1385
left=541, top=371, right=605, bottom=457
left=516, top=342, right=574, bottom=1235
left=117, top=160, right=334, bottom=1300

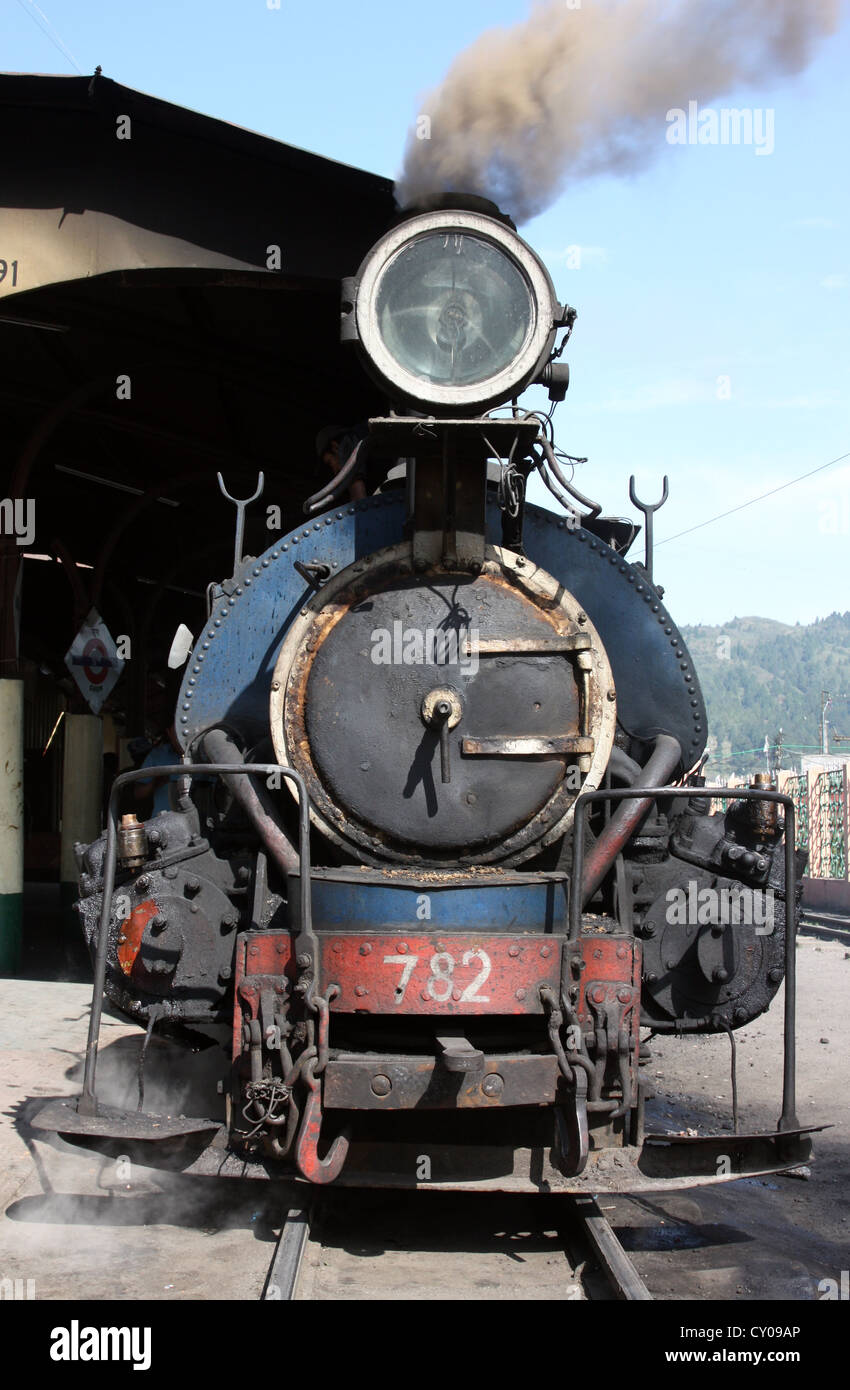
left=37, top=196, right=815, bottom=1192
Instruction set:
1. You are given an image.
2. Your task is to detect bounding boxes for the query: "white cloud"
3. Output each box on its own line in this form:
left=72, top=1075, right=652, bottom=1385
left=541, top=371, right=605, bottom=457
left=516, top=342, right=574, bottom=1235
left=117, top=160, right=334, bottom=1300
left=820, top=273, right=848, bottom=290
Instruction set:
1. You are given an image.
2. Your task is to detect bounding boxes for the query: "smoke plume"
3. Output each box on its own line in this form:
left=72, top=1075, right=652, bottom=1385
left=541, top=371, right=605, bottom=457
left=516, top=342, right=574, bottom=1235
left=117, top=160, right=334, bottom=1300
left=397, top=0, right=842, bottom=222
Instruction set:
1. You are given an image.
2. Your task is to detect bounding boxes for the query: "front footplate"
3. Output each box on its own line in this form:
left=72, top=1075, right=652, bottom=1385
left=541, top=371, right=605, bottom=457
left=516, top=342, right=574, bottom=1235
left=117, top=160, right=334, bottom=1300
left=27, top=1097, right=824, bottom=1193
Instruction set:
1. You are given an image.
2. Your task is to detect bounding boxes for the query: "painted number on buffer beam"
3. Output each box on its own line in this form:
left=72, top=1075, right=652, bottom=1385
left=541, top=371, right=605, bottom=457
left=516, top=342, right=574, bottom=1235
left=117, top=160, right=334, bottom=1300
left=383, top=950, right=491, bottom=1004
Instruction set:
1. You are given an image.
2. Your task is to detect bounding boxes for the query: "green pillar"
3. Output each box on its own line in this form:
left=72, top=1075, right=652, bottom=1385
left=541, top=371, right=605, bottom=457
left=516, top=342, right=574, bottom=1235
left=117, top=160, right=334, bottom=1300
left=59, top=712, right=102, bottom=933
left=0, top=679, right=24, bottom=974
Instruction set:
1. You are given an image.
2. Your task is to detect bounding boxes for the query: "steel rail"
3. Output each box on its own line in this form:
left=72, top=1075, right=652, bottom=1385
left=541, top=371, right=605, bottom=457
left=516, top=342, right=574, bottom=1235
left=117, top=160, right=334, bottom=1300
left=262, top=1204, right=312, bottom=1301
left=567, top=1195, right=652, bottom=1301
left=799, top=910, right=850, bottom=946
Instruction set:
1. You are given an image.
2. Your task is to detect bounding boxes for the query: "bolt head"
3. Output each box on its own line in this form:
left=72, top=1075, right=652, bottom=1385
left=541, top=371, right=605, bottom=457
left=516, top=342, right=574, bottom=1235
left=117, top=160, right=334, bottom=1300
left=354, top=985, right=368, bottom=997
left=515, top=988, right=527, bottom=1001
left=508, top=945, right=520, bottom=958
left=359, top=943, right=372, bottom=956
left=481, top=1073, right=504, bottom=1098
left=713, top=968, right=729, bottom=983
left=371, top=1074, right=391, bottom=1097
left=297, top=953, right=311, bottom=968
left=617, top=988, right=631, bottom=1003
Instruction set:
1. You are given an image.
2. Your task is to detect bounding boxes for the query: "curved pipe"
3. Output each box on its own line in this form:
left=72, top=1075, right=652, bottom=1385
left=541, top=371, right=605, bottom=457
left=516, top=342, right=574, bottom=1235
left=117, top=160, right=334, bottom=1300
left=538, top=436, right=602, bottom=518
left=581, top=734, right=682, bottom=906
left=607, top=745, right=642, bottom=786
left=199, top=727, right=299, bottom=877
left=303, top=438, right=369, bottom=515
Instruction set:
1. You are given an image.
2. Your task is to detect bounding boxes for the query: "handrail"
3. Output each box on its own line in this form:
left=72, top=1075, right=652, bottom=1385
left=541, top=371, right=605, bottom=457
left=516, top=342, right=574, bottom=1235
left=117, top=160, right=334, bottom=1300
left=78, top=761, right=310, bottom=1116
left=571, top=783, right=800, bottom=1133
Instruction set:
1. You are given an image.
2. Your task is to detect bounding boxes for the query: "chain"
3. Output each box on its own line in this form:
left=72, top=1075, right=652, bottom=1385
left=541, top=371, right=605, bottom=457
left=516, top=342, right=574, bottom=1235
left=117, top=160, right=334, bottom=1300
left=305, top=985, right=339, bottom=1076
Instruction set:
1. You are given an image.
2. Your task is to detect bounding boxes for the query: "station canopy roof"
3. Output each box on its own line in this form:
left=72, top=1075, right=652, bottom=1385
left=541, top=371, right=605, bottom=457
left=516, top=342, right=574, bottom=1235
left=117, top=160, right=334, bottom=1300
left=0, top=72, right=397, bottom=701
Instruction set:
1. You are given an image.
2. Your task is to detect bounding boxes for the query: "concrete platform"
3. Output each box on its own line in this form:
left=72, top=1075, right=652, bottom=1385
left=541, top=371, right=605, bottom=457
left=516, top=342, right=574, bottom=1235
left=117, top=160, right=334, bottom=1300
left=0, top=980, right=282, bottom=1300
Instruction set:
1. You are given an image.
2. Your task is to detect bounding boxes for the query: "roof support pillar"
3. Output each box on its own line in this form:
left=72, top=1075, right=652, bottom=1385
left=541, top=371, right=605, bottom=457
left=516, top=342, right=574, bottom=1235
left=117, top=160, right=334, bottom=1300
left=0, top=678, right=24, bottom=973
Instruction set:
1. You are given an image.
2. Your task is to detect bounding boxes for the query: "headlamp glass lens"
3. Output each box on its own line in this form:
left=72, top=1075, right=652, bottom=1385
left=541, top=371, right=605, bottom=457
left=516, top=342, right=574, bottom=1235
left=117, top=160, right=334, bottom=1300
left=375, top=232, right=534, bottom=388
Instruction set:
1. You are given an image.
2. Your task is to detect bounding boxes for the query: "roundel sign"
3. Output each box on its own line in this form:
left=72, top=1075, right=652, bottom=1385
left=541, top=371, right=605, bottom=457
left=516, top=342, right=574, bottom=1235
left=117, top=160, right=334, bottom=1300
left=65, top=608, right=125, bottom=714
left=81, top=636, right=110, bottom=686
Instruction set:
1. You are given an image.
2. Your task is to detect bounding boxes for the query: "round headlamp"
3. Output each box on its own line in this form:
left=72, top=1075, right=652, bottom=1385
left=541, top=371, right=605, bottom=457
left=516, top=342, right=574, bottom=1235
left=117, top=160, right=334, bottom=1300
left=343, top=210, right=560, bottom=414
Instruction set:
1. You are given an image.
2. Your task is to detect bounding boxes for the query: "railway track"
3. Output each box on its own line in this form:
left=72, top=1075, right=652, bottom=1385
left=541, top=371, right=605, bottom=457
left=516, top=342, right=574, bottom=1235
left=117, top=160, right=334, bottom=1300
left=800, top=909, right=850, bottom=947
left=261, top=1191, right=652, bottom=1302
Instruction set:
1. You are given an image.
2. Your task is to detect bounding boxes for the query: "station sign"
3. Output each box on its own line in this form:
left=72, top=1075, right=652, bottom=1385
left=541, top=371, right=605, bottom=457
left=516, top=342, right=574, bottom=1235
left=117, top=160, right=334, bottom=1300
left=64, top=608, right=125, bottom=714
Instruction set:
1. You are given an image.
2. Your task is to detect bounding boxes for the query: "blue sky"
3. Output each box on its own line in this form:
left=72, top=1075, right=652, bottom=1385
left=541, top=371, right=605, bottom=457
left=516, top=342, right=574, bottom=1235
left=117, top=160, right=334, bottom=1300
left=6, top=0, right=849, bottom=626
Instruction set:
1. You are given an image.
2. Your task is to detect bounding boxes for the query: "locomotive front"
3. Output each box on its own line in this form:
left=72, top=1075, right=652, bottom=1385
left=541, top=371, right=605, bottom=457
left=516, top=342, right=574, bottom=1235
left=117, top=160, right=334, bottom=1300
left=46, top=200, right=817, bottom=1191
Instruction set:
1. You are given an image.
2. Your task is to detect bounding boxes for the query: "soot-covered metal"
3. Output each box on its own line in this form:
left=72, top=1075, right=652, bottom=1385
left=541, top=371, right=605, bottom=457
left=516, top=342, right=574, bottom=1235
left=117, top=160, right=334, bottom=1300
left=32, top=196, right=816, bottom=1195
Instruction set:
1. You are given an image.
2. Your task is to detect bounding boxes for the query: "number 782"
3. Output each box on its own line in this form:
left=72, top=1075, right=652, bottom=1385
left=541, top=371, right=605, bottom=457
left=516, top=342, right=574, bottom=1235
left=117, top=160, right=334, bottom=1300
left=383, top=949, right=491, bottom=1004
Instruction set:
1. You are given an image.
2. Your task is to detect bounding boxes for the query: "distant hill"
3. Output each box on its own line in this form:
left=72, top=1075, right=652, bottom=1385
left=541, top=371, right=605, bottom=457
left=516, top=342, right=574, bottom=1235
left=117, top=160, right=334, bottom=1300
left=679, top=613, right=850, bottom=776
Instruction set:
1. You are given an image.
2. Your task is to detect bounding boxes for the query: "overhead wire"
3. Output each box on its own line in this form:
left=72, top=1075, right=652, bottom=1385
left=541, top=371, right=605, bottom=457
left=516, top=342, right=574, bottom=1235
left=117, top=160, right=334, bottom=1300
left=13, top=0, right=84, bottom=73
left=656, top=448, right=850, bottom=548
